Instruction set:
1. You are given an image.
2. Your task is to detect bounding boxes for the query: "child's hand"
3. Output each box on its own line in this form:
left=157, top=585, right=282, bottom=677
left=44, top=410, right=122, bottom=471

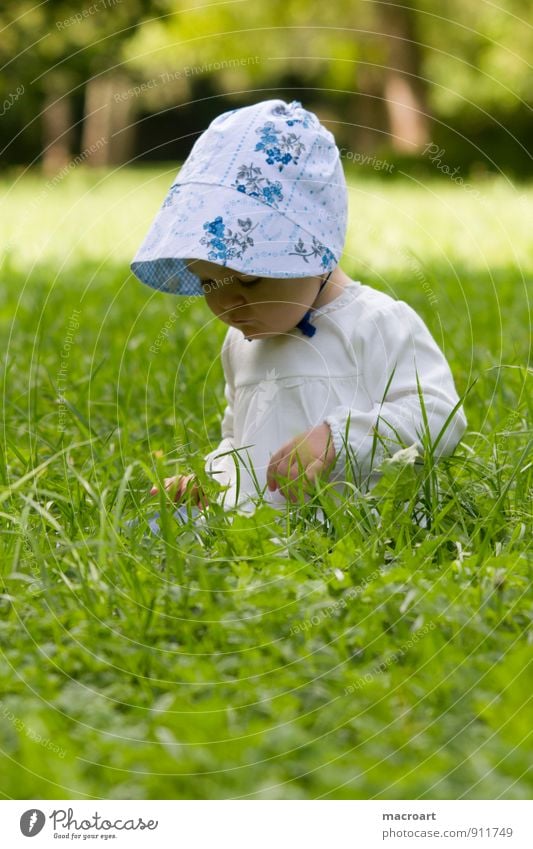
left=150, top=474, right=209, bottom=509
left=266, top=423, right=336, bottom=503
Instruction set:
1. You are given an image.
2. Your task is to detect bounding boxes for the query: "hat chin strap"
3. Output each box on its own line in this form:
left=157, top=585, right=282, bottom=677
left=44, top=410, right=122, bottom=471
left=295, top=270, right=333, bottom=337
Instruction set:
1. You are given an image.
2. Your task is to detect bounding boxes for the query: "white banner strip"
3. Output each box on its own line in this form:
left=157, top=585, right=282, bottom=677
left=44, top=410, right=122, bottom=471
left=3, top=800, right=531, bottom=848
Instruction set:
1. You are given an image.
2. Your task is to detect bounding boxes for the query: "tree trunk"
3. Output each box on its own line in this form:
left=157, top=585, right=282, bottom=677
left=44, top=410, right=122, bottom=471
left=350, top=66, right=388, bottom=154
left=80, top=75, right=114, bottom=166
left=109, top=74, right=136, bottom=165
left=41, top=89, right=75, bottom=176
left=377, top=0, right=430, bottom=153
left=81, top=74, right=137, bottom=166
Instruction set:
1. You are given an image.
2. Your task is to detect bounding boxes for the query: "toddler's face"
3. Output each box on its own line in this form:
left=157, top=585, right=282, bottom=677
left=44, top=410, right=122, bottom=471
left=186, top=259, right=324, bottom=339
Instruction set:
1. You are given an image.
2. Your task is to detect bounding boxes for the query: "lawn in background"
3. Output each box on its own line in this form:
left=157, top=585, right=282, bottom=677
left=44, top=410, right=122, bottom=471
left=0, top=166, right=531, bottom=799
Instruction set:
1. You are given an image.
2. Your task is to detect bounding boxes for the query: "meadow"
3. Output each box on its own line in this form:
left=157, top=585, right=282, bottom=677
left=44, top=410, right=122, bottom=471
left=0, top=165, right=531, bottom=799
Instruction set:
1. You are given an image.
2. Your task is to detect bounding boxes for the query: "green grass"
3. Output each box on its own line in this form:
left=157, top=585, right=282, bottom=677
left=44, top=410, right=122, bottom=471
left=0, top=166, right=531, bottom=799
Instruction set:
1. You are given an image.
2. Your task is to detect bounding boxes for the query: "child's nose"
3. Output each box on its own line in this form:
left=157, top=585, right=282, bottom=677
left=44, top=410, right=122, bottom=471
left=220, top=290, right=247, bottom=310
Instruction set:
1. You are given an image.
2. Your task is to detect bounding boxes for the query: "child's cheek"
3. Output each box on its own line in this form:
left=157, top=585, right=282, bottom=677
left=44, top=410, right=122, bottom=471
left=203, top=293, right=218, bottom=314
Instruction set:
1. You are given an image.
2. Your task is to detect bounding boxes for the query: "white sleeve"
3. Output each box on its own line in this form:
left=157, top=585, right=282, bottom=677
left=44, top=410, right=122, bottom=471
left=204, top=330, right=237, bottom=486
left=323, top=300, right=467, bottom=481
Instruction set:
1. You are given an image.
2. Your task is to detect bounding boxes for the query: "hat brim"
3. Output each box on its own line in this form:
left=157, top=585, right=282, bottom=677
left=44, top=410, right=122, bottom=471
left=130, top=181, right=340, bottom=296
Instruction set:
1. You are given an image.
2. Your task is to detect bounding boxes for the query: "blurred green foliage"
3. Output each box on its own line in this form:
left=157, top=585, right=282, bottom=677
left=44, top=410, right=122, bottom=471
left=0, top=0, right=531, bottom=173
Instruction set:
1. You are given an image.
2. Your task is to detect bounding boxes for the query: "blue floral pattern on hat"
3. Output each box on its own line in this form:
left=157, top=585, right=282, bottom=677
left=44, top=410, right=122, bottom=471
left=255, top=121, right=305, bottom=171
left=233, top=163, right=284, bottom=208
left=289, top=236, right=336, bottom=270
left=271, top=101, right=317, bottom=129
left=200, top=216, right=257, bottom=263
left=130, top=99, right=348, bottom=296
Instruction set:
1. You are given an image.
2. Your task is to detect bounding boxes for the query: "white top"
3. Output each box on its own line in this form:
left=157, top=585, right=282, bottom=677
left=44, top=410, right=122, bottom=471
left=204, top=279, right=467, bottom=510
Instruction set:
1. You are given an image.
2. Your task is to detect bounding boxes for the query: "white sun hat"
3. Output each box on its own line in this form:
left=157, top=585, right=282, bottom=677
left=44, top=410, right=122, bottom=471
left=130, top=99, right=348, bottom=296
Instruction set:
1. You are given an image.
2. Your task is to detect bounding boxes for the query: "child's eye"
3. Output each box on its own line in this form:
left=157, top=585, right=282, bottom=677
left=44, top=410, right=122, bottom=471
left=239, top=276, right=262, bottom=288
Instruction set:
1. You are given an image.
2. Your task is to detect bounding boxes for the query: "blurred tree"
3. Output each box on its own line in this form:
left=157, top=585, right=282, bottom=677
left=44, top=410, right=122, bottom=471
left=0, top=0, right=172, bottom=172
left=124, top=0, right=531, bottom=159
left=0, top=0, right=531, bottom=170
left=123, top=0, right=367, bottom=148
left=419, top=0, right=532, bottom=114
left=374, top=0, right=430, bottom=152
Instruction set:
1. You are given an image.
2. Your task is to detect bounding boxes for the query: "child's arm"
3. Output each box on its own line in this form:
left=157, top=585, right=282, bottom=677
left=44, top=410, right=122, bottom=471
left=150, top=331, right=235, bottom=509
left=323, top=299, right=467, bottom=482
left=267, top=299, right=467, bottom=501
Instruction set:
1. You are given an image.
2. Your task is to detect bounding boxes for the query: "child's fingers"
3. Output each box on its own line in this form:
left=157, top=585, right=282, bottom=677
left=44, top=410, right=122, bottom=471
left=165, top=476, right=181, bottom=489
left=150, top=476, right=176, bottom=495
left=151, top=474, right=210, bottom=508
left=267, top=447, right=297, bottom=491
left=190, top=482, right=210, bottom=509
left=173, top=475, right=193, bottom=502
left=267, top=444, right=293, bottom=490
left=150, top=475, right=190, bottom=501
left=266, top=454, right=280, bottom=491
left=268, top=462, right=288, bottom=492
left=177, top=475, right=211, bottom=508
left=276, top=461, right=304, bottom=503
left=282, top=457, right=325, bottom=503
left=303, top=458, right=323, bottom=486
left=194, top=485, right=210, bottom=510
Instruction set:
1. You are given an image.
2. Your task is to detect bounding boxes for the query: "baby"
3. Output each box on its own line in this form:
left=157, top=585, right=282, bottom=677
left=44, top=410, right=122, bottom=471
left=130, top=99, right=466, bottom=512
